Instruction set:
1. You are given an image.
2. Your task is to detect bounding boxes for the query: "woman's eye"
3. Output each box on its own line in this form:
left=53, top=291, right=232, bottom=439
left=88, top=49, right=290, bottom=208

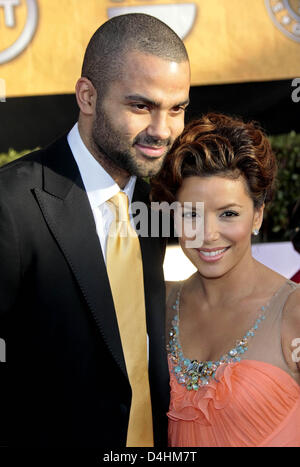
left=221, top=211, right=239, bottom=217
left=182, top=211, right=199, bottom=218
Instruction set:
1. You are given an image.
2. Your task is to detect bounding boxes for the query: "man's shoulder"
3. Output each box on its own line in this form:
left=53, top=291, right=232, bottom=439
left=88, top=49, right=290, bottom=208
left=0, top=147, right=43, bottom=194
left=0, top=147, right=42, bottom=172
left=0, top=134, right=70, bottom=196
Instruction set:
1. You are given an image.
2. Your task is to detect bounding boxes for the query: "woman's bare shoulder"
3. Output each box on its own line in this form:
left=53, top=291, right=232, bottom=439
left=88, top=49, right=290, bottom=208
left=165, top=281, right=181, bottom=302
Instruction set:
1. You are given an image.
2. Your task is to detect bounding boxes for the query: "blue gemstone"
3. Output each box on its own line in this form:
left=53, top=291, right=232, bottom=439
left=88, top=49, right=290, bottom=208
left=174, top=366, right=181, bottom=373
left=207, top=362, right=213, bottom=368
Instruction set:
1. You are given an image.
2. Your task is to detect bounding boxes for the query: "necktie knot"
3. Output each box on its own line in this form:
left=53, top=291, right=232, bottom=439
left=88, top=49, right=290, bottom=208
left=109, top=192, right=129, bottom=223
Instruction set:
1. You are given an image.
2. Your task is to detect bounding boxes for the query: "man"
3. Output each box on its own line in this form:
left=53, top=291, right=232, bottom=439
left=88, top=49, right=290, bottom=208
left=0, top=14, right=190, bottom=447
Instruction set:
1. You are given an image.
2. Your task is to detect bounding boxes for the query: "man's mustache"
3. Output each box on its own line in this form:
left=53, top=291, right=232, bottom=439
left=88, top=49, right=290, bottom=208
left=133, top=135, right=171, bottom=148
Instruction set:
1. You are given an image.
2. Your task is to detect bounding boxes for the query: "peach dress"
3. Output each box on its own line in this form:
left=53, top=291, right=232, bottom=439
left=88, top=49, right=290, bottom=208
left=167, top=281, right=300, bottom=447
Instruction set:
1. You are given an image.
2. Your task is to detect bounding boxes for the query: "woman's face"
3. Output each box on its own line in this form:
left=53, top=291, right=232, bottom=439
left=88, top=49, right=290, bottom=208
left=175, top=175, right=264, bottom=279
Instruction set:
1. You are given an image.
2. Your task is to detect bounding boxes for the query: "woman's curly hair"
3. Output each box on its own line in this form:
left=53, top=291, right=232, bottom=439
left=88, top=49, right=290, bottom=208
left=151, top=113, right=277, bottom=209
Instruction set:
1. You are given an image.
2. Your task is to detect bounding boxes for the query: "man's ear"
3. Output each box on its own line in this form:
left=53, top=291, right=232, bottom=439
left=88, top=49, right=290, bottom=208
left=75, top=78, right=97, bottom=116
left=253, top=203, right=265, bottom=232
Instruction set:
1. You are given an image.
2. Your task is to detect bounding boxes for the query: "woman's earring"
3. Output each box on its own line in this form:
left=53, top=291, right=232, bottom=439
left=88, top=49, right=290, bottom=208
left=253, top=229, right=259, bottom=236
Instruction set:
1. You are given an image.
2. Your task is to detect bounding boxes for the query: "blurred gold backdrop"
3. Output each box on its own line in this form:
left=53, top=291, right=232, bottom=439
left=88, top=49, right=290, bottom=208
left=0, top=0, right=299, bottom=97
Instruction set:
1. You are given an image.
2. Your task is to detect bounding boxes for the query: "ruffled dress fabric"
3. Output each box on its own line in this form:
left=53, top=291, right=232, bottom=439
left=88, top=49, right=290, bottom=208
left=167, top=280, right=300, bottom=447
left=168, top=359, right=300, bottom=447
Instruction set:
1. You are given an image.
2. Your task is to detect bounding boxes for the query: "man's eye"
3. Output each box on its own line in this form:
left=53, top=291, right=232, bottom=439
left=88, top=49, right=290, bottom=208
left=172, top=106, right=185, bottom=114
left=131, top=103, right=149, bottom=111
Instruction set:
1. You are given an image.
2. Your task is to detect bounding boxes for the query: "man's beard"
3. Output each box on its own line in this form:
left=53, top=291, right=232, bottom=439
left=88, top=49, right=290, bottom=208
left=92, top=104, right=172, bottom=178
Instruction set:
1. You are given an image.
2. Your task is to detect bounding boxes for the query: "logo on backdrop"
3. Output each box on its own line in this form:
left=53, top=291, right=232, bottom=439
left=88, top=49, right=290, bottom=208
left=0, top=0, right=38, bottom=65
left=265, top=0, right=300, bottom=43
left=107, top=1, right=197, bottom=40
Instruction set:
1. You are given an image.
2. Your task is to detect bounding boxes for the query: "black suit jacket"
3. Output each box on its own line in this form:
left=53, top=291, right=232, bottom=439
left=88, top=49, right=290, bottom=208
left=0, top=136, right=169, bottom=448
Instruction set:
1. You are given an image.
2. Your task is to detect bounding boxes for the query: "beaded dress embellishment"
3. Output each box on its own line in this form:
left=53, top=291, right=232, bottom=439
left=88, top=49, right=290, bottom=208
left=168, top=286, right=274, bottom=391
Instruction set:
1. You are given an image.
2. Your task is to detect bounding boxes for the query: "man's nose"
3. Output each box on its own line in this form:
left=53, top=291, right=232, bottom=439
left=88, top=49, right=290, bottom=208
left=147, top=113, right=171, bottom=141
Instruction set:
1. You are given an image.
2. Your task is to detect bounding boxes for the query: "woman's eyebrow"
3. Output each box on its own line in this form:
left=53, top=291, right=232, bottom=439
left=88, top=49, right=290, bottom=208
left=217, top=204, right=243, bottom=210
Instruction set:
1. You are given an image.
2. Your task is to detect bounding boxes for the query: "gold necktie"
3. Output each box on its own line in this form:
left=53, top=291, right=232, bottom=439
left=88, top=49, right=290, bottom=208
left=106, top=192, right=154, bottom=447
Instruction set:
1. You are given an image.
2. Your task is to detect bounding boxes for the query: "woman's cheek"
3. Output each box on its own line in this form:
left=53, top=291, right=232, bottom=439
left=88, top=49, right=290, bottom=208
left=221, top=220, right=252, bottom=243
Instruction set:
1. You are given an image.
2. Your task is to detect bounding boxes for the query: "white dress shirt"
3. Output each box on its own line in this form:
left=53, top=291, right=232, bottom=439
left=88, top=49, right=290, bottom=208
left=67, top=123, right=137, bottom=264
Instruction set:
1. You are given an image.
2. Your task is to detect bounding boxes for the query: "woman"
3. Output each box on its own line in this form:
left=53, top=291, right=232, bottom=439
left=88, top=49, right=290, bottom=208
left=151, top=113, right=300, bottom=447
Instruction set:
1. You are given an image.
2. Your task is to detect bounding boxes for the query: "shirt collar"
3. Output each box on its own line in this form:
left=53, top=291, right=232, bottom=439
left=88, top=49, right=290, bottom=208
left=67, top=123, right=136, bottom=209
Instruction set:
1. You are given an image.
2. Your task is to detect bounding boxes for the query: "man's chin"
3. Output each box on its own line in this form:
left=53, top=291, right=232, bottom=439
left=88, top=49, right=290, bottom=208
left=133, top=159, right=166, bottom=178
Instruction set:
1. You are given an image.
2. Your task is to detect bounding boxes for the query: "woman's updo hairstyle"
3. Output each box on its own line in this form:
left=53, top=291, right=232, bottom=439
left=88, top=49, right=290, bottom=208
left=151, top=113, right=277, bottom=209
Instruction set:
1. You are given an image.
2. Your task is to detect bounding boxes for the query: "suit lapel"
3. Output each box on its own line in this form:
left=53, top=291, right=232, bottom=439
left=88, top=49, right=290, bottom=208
left=133, top=180, right=170, bottom=414
left=34, top=137, right=127, bottom=377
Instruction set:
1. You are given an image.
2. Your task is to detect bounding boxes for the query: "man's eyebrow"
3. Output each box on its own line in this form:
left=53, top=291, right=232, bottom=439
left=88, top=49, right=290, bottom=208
left=180, top=98, right=190, bottom=107
left=124, top=94, right=190, bottom=108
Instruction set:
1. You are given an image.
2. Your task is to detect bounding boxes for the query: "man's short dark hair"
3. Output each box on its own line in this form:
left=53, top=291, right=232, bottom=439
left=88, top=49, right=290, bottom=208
left=81, top=13, right=189, bottom=99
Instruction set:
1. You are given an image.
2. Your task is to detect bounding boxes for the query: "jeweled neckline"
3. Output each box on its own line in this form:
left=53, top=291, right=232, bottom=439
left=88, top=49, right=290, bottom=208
left=168, top=282, right=287, bottom=391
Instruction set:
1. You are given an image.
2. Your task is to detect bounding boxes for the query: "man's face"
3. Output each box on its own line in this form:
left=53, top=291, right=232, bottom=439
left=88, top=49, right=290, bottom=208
left=92, top=50, right=190, bottom=178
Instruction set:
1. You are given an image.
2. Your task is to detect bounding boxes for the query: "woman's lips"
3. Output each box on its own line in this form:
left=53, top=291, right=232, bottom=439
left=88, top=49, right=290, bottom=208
left=196, top=246, right=230, bottom=263
left=135, top=143, right=167, bottom=158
